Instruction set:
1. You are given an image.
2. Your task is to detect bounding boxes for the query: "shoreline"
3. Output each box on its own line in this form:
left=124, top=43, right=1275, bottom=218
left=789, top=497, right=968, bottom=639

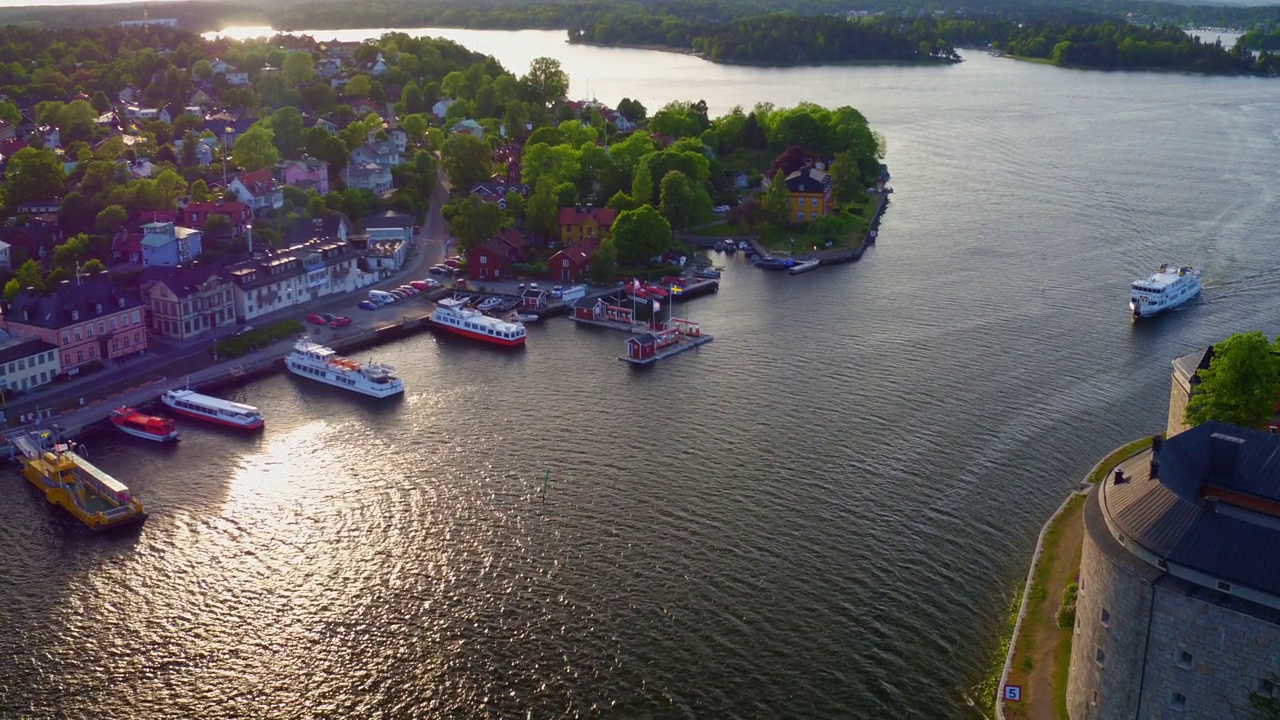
left=568, top=39, right=957, bottom=68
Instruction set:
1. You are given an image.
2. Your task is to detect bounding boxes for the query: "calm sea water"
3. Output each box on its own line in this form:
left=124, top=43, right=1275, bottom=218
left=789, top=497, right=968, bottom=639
left=4, top=30, right=1280, bottom=718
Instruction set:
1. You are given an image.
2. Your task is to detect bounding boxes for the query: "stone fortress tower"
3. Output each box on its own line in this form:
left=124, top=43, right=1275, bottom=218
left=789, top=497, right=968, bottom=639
left=1067, top=422, right=1280, bottom=719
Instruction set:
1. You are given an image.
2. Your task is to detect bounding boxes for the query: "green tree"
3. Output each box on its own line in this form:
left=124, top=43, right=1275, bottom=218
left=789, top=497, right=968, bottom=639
left=447, top=195, right=506, bottom=251
left=1186, top=331, right=1280, bottom=429
left=203, top=213, right=233, bottom=240
left=193, top=58, right=214, bottom=83
left=269, top=107, right=305, bottom=159
left=232, top=125, right=279, bottom=172
left=12, top=259, right=45, bottom=294
left=3, top=279, right=21, bottom=303
left=81, top=258, right=107, bottom=274
left=191, top=179, right=210, bottom=203
left=5, top=147, right=67, bottom=207
left=521, top=56, right=569, bottom=109
left=94, top=205, right=127, bottom=236
left=402, top=114, right=428, bottom=144
left=590, top=236, right=618, bottom=284
left=525, top=179, right=560, bottom=240
left=440, top=133, right=492, bottom=191
left=659, top=170, right=695, bottom=231
left=612, top=205, right=671, bottom=267
left=402, top=80, right=424, bottom=114
left=282, top=52, right=316, bottom=85
left=829, top=150, right=866, bottom=206
left=345, top=74, right=372, bottom=99
left=89, top=91, right=111, bottom=114
left=631, top=164, right=654, bottom=205
left=763, top=171, right=791, bottom=227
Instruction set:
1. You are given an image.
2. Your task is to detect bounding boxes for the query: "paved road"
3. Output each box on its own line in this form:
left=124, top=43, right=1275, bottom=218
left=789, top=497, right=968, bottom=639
left=2, top=172, right=453, bottom=426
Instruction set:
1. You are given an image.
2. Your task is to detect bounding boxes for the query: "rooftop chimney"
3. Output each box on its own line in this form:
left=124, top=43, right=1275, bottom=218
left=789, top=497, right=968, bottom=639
left=1208, top=432, right=1244, bottom=481
left=1113, top=468, right=1128, bottom=485
left=1150, top=435, right=1163, bottom=479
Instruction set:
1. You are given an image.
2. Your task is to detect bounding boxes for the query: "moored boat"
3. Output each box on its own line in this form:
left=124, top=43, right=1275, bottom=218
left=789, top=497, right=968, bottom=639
left=788, top=258, right=821, bottom=275
left=17, top=434, right=147, bottom=531
left=285, top=339, right=404, bottom=397
left=161, top=389, right=264, bottom=430
left=754, top=256, right=793, bottom=271
left=431, top=297, right=526, bottom=347
left=111, top=407, right=180, bottom=443
left=1130, top=263, right=1201, bottom=319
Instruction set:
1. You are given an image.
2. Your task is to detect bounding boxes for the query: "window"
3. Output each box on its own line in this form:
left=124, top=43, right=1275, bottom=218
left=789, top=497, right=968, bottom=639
left=89, top=346, right=96, bottom=358
left=1100, top=608, right=1110, bottom=627
left=1217, top=581, right=1232, bottom=592
left=132, top=310, right=140, bottom=324
left=812, top=197, right=819, bottom=207
left=74, top=330, right=81, bottom=341
left=480, top=255, right=488, bottom=264
left=98, top=321, right=104, bottom=334
left=17, top=359, right=23, bottom=371
left=563, top=259, right=570, bottom=268
left=1095, top=648, right=1105, bottom=666
left=5, top=363, right=12, bottom=374
left=76, top=350, right=83, bottom=362
left=71, top=310, right=79, bottom=321
left=796, top=211, right=805, bottom=221
left=1171, top=692, right=1187, bottom=711
left=1178, top=651, right=1192, bottom=669
left=62, top=333, right=69, bottom=344
left=86, top=325, right=93, bottom=337
left=812, top=212, right=819, bottom=221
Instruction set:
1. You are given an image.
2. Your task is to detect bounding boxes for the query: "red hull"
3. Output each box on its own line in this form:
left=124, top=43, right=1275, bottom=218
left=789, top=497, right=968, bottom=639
left=166, top=405, right=265, bottom=430
left=431, top=321, right=525, bottom=347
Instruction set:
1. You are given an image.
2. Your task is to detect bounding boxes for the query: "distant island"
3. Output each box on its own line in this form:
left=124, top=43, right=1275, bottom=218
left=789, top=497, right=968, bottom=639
left=0, top=0, right=1275, bottom=75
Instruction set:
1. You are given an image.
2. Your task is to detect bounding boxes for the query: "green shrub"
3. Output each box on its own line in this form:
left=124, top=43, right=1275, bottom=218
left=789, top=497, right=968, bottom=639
left=215, top=319, right=306, bottom=359
left=1056, top=581, right=1078, bottom=629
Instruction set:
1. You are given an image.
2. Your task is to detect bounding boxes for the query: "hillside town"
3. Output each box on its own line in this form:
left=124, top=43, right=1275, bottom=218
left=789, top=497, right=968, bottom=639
left=0, top=24, right=888, bottom=408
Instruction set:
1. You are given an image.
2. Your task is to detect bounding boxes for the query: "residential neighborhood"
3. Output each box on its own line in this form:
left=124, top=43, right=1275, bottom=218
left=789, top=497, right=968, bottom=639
left=0, top=23, right=887, bottom=405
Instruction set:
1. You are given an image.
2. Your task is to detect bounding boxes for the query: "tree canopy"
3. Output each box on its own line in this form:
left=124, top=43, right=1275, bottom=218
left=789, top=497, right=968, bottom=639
left=612, top=205, right=671, bottom=267
left=1186, top=332, right=1280, bottom=430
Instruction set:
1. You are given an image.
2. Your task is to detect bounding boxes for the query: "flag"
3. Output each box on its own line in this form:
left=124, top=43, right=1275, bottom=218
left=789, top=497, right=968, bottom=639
left=671, top=285, right=683, bottom=295
left=653, top=300, right=661, bottom=313
left=632, top=278, right=641, bottom=291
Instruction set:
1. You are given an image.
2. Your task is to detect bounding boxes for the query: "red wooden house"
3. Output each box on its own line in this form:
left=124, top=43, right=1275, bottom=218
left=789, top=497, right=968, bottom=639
left=466, top=228, right=525, bottom=281
left=181, top=200, right=253, bottom=236
left=547, top=241, right=596, bottom=282
left=625, top=330, right=679, bottom=361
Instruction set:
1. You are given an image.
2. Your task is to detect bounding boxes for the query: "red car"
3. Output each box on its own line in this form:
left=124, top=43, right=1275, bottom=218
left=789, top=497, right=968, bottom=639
left=306, top=313, right=327, bottom=325
left=410, top=280, right=432, bottom=291
left=443, top=259, right=461, bottom=269
left=329, top=316, right=352, bottom=328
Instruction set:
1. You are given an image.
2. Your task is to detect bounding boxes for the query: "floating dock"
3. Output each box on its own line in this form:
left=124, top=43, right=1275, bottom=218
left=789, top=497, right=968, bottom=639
left=13, top=431, right=147, bottom=531
left=619, top=333, right=714, bottom=366
left=569, top=316, right=650, bottom=333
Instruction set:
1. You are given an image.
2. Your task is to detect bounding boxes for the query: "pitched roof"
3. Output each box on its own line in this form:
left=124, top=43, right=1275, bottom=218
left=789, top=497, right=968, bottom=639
left=233, top=169, right=278, bottom=195
left=558, top=206, right=617, bottom=228
left=4, top=274, right=143, bottom=330
left=361, top=210, right=413, bottom=230
left=784, top=166, right=831, bottom=194
left=1172, top=346, right=1215, bottom=383
left=553, top=242, right=596, bottom=266
left=289, top=213, right=353, bottom=243
left=140, top=264, right=230, bottom=299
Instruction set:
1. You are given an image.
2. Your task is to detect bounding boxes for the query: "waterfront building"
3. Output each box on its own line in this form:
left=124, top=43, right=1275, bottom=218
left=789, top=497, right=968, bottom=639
left=784, top=164, right=833, bottom=223
left=226, top=240, right=360, bottom=322
left=180, top=200, right=253, bottom=237
left=1067, top=422, right=1280, bottom=718
left=1167, top=346, right=1280, bottom=436
left=289, top=214, right=354, bottom=245
left=361, top=211, right=414, bottom=244
left=0, top=338, right=60, bottom=395
left=140, top=264, right=236, bottom=341
left=547, top=241, right=596, bottom=282
left=466, top=228, right=526, bottom=281
left=558, top=205, right=616, bottom=245
left=0, top=274, right=147, bottom=376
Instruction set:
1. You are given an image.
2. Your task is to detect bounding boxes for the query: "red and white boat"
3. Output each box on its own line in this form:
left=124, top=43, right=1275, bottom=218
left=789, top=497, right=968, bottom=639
left=430, top=297, right=526, bottom=347
left=161, top=389, right=264, bottom=430
left=110, top=406, right=180, bottom=443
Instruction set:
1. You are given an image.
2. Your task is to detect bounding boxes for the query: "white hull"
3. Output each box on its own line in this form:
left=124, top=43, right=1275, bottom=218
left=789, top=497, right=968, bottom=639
left=286, top=340, right=404, bottom=398
left=115, top=424, right=179, bottom=443
left=286, top=362, right=404, bottom=397
left=161, top=390, right=264, bottom=429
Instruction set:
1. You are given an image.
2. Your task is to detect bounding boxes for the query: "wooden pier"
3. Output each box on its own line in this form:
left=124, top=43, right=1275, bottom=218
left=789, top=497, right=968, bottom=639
left=568, top=316, right=650, bottom=333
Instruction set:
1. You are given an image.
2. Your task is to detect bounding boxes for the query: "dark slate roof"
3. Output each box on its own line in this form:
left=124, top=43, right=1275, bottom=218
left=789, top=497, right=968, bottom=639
left=3, top=274, right=143, bottom=330
left=521, top=288, right=547, bottom=299
left=139, top=264, right=230, bottom=299
left=0, top=338, right=57, bottom=365
left=289, top=214, right=353, bottom=243
left=361, top=210, right=413, bottom=230
left=1100, top=421, right=1280, bottom=596
left=1172, top=346, right=1214, bottom=382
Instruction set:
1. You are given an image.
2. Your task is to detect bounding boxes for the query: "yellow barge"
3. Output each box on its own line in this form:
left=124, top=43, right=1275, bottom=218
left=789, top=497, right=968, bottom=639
left=15, top=434, right=147, bottom=531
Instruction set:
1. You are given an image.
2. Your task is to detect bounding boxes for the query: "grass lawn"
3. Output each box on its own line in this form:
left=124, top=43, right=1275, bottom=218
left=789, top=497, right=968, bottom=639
left=689, top=221, right=747, bottom=237
left=756, top=194, right=881, bottom=253
left=1004, top=493, right=1087, bottom=720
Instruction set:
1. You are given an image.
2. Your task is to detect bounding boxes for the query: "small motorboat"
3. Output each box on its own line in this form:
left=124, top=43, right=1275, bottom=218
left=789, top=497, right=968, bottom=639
left=111, top=407, right=180, bottom=443
left=512, top=313, right=539, bottom=323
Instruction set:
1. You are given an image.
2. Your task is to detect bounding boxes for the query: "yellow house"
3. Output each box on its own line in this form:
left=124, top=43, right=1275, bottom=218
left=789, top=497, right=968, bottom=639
left=784, top=166, right=833, bottom=223
left=559, top=205, right=617, bottom=245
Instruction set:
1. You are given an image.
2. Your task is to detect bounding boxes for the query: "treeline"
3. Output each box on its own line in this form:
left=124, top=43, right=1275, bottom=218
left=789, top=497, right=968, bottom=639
left=572, top=13, right=959, bottom=64
left=1239, top=28, right=1280, bottom=51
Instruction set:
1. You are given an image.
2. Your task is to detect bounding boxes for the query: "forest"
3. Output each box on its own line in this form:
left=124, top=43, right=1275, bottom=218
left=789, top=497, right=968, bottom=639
left=1238, top=28, right=1280, bottom=51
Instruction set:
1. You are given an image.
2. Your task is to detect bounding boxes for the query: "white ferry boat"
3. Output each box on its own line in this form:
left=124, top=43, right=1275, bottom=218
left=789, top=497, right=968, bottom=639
left=161, top=389, right=264, bottom=430
left=285, top=339, right=404, bottom=398
left=431, top=297, right=526, bottom=347
left=1130, top=264, right=1201, bottom=319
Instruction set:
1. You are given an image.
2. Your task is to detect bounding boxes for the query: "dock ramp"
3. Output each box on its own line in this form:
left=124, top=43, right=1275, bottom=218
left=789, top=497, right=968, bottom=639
left=10, top=432, right=42, bottom=460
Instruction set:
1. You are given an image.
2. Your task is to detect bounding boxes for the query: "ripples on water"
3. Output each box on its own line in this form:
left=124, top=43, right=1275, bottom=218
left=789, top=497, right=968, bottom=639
left=3, top=41, right=1280, bottom=718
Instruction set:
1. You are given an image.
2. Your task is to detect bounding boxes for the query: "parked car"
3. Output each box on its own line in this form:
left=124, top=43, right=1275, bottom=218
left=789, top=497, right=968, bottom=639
left=410, top=280, right=432, bottom=291
left=443, top=259, right=461, bottom=269
left=529, top=282, right=539, bottom=290
left=321, top=312, right=338, bottom=323
left=456, top=278, right=467, bottom=289
left=306, top=313, right=327, bottom=325
left=232, top=325, right=254, bottom=337
left=358, top=300, right=379, bottom=311
left=397, top=285, right=417, bottom=295
left=518, top=283, right=526, bottom=292
left=329, top=316, right=352, bottom=328
left=390, top=289, right=410, bottom=299
left=550, top=285, right=563, bottom=298
left=429, top=265, right=449, bottom=275
left=713, top=204, right=731, bottom=214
